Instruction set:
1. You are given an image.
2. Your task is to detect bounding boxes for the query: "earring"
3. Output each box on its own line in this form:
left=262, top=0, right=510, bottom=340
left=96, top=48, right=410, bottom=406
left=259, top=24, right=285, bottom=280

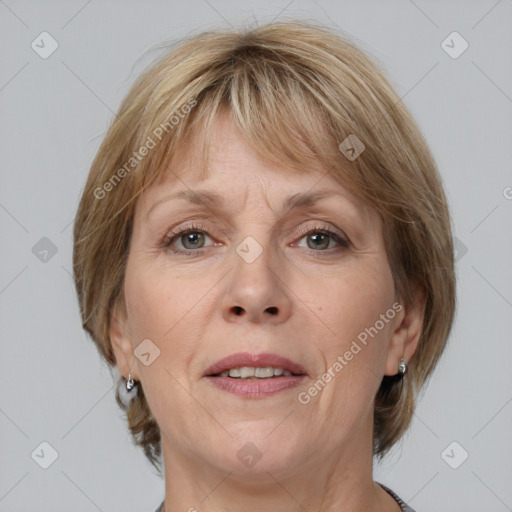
left=126, top=372, right=137, bottom=391
left=397, top=358, right=408, bottom=377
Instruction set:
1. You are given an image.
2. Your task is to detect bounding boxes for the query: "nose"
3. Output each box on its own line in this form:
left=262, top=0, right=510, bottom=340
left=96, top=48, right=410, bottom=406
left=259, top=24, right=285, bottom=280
left=221, top=239, right=292, bottom=325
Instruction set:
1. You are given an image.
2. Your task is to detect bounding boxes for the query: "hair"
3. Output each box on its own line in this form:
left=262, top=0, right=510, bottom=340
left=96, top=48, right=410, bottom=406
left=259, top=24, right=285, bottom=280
left=73, top=20, right=456, bottom=472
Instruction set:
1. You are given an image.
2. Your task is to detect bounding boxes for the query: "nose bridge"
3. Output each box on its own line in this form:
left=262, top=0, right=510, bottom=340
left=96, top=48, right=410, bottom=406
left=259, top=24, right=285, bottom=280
left=222, top=224, right=291, bottom=324
left=233, top=230, right=275, bottom=297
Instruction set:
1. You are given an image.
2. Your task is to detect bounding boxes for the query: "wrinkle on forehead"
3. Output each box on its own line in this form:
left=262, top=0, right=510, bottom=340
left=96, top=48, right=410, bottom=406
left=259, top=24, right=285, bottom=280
left=136, top=109, right=377, bottom=233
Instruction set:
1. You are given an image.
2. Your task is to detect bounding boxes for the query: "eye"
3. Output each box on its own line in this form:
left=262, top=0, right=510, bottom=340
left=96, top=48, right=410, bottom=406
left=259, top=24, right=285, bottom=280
left=293, top=225, right=349, bottom=252
left=162, top=223, right=215, bottom=255
left=162, top=222, right=350, bottom=256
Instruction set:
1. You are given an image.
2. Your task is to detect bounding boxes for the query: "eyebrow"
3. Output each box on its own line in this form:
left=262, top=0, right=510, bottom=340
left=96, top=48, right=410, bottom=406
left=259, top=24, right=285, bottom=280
left=146, top=188, right=354, bottom=220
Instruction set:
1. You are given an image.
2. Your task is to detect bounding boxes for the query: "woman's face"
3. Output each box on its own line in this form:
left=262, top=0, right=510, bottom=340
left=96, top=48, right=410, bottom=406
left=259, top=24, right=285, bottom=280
left=111, top=111, right=408, bottom=478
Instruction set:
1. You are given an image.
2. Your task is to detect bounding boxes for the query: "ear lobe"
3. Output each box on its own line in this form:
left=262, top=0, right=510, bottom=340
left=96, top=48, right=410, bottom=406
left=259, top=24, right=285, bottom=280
left=109, top=299, right=138, bottom=380
left=384, top=286, right=426, bottom=376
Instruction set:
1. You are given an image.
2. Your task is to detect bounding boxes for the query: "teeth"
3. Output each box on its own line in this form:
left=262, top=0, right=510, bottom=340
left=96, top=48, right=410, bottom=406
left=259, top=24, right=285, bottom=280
left=255, top=367, right=274, bottom=378
left=218, top=367, right=295, bottom=379
left=240, top=367, right=255, bottom=379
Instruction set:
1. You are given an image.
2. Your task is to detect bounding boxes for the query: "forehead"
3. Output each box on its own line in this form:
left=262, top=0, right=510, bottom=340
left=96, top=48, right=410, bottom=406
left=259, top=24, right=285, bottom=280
left=136, top=110, right=373, bottom=224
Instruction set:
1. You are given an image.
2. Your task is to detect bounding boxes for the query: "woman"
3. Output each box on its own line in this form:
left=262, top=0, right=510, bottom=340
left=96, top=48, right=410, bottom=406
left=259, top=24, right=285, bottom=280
left=73, top=20, right=455, bottom=512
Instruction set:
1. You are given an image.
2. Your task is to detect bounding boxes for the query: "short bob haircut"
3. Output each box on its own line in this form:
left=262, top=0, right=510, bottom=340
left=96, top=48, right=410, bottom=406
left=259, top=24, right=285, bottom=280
left=73, top=20, right=456, bottom=472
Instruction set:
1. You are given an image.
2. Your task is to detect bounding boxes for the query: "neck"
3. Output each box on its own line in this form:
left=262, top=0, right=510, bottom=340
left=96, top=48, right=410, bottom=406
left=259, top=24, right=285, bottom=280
left=158, top=414, right=400, bottom=512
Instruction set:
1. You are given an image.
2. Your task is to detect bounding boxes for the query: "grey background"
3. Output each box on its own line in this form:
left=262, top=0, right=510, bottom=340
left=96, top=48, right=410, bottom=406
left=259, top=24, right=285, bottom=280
left=1, top=0, right=511, bottom=511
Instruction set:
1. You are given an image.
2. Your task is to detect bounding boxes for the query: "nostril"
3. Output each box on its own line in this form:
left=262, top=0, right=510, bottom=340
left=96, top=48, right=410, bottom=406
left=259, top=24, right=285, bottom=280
left=233, top=306, right=244, bottom=315
left=265, top=306, right=278, bottom=315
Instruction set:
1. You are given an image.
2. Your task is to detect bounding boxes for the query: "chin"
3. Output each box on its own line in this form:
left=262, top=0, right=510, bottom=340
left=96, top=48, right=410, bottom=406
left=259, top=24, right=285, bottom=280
left=213, top=431, right=306, bottom=478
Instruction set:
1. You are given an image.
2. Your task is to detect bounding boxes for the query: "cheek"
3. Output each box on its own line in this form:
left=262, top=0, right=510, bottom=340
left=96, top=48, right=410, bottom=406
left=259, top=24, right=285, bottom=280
left=124, top=272, right=170, bottom=339
left=122, top=259, right=219, bottom=381
left=123, top=258, right=204, bottom=338
left=295, top=264, right=395, bottom=431
left=305, top=259, right=396, bottom=367
left=122, top=264, right=208, bottom=435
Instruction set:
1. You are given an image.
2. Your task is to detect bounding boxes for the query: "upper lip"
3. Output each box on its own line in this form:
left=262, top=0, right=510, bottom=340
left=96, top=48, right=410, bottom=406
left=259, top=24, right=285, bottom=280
left=203, top=352, right=308, bottom=377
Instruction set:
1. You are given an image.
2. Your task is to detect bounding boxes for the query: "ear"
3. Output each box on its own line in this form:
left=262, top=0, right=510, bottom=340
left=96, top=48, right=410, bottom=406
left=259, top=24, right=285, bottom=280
left=109, top=298, right=140, bottom=381
left=384, top=285, right=426, bottom=376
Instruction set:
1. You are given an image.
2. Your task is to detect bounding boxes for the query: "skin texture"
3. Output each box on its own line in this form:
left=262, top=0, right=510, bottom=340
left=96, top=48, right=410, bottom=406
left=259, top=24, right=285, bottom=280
left=110, top=110, right=424, bottom=512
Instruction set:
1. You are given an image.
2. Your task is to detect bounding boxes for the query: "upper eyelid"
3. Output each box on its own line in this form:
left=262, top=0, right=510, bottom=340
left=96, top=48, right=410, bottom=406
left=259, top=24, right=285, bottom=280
left=167, top=221, right=344, bottom=237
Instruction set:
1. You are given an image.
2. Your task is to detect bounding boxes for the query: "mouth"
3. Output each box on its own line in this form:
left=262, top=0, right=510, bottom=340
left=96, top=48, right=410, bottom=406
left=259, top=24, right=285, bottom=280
left=203, top=352, right=308, bottom=398
left=213, top=367, right=299, bottom=379
left=203, top=352, right=308, bottom=378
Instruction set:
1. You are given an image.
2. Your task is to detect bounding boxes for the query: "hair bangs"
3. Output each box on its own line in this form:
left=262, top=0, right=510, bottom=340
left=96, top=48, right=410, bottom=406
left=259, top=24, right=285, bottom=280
left=127, top=42, right=365, bottom=206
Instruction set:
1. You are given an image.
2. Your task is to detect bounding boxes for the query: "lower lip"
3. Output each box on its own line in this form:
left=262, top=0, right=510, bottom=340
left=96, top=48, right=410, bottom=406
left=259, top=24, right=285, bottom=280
left=205, top=375, right=306, bottom=398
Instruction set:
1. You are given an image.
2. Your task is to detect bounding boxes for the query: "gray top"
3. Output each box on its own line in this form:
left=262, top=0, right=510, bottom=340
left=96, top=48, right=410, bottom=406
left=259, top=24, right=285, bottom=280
left=154, top=482, right=415, bottom=511
left=379, top=483, right=416, bottom=511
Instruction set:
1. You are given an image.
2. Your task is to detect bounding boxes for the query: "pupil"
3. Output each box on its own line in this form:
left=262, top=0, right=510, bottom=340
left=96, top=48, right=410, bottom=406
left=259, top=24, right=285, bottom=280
left=309, top=233, right=328, bottom=250
left=184, top=232, right=203, bottom=249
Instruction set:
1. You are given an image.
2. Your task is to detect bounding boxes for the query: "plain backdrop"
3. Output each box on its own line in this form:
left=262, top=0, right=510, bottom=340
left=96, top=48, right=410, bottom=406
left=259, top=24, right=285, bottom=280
left=1, top=0, right=511, bottom=511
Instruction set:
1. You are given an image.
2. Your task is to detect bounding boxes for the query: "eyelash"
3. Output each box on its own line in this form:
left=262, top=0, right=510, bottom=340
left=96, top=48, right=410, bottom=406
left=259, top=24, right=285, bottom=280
left=162, top=222, right=350, bottom=256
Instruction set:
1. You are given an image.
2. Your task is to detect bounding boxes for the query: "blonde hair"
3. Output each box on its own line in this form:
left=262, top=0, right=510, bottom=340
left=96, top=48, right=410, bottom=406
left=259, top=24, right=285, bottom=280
left=73, top=20, right=456, bottom=471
